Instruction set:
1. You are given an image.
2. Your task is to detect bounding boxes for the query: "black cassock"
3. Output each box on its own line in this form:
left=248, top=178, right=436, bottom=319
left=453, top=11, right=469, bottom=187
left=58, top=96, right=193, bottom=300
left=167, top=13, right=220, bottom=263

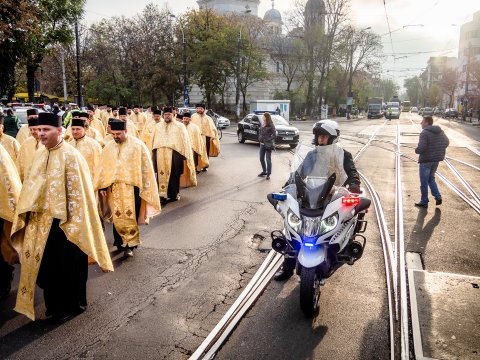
left=0, top=219, right=14, bottom=299
left=36, top=218, right=88, bottom=317
left=167, top=150, right=185, bottom=199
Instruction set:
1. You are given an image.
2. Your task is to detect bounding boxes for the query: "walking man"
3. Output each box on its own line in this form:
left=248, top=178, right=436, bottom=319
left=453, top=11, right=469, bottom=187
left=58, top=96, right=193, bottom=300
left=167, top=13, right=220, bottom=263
left=414, top=116, right=449, bottom=208
left=95, top=120, right=160, bottom=257
left=152, top=107, right=196, bottom=203
left=11, top=112, right=113, bottom=321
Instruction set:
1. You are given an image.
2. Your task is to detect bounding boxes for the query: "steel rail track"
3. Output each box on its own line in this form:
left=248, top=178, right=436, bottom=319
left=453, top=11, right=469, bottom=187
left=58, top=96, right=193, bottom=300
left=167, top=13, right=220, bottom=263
left=396, top=125, right=409, bottom=360
left=189, top=251, right=283, bottom=360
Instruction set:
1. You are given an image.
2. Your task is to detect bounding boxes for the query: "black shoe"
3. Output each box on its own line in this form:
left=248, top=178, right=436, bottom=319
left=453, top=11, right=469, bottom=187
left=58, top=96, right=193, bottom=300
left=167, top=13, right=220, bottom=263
left=273, top=267, right=294, bottom=281
left=124, top=248, right=133, bottom=257
left=415, top=202, right=428, bottom=208
left=266, top=175, right=270, bottom=180
left=258, top=172, right=267, bottom=177
left=202, top=168, right=208, bottom=172
left=436, top=198, right=442, bottom=205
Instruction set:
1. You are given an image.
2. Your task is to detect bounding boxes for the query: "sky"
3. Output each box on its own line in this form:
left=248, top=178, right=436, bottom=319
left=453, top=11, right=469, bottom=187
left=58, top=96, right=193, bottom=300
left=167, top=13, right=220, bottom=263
left=83, top=0, right=480, bottom=92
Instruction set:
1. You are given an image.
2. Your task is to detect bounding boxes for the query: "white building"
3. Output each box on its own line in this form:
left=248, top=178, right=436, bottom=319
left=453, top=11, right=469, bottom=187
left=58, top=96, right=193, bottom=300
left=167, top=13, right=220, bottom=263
left=457, top=10, right=480, bottom=108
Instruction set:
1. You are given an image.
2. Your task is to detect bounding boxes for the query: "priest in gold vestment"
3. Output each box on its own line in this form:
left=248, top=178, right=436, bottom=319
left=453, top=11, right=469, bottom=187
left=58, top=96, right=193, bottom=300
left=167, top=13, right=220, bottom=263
left=95, top=120, right=160, bottom=258
left=17, top=116, right=42, bottom=182
left=130, top=106, right=147, bottom=134
left=152, top=108, right=196, bottom=203
left=191, top=104, right=220, bottom=171
left=11, top=112, right=113, bottom=322
left=181, top=111, right=208, bottom=187
left=141, top=108, right=163, bottom=152
left=64, top=112, right=103, bottom=143
left=15, top=108, right=39, bottom=145
left=68, top=117, right=102, bottom=181
left=87, top=105, right=106, bottom=138
left=0, top=145, right=21, bottom=300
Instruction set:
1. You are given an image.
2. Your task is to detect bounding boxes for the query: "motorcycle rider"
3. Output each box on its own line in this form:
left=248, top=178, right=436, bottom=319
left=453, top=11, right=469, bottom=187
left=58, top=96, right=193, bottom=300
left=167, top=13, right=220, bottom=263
left=273, top=120, right=362, bottom=281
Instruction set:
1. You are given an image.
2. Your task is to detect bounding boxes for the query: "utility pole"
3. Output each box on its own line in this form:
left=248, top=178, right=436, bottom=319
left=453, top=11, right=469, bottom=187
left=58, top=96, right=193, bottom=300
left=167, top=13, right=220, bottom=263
left=235, top=31, right=241, bottom=119
left=75, top=22, right=83, bottom=108
left=61, top=50, right=68, bottom=107
left=182, top=30, right=188, bottom=107
left=463, top=42, right=471, bottom=121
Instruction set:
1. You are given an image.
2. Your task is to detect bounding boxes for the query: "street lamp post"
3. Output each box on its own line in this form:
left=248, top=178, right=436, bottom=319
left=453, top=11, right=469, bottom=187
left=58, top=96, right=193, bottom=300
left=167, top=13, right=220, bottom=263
left=75, top=21, right=83, bottom=108
left=235, top=7, right=251, bottom=119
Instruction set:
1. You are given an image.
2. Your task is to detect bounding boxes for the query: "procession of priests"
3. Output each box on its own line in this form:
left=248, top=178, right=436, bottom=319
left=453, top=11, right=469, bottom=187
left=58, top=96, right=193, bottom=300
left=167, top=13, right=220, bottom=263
left=0, top=103, right=220, bottom=323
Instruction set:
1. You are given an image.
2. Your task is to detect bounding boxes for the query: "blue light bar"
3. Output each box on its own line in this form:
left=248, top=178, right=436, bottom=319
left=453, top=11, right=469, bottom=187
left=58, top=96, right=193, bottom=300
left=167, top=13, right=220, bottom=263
left=272, top=193, right=287, bottom=201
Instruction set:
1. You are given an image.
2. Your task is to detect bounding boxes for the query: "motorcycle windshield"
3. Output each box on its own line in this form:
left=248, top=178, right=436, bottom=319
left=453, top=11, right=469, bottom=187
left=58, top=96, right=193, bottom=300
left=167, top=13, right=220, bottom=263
left=288, top=143, right=342, bottom=209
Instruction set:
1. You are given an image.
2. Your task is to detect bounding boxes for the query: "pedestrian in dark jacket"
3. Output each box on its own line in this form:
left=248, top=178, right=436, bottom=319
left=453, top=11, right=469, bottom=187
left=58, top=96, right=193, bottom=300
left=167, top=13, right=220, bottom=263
left=258, top=113, right=276, bottom=180
left=3, top=109, right=22, bottom=138
left=414, top=116, right=449, bottom=208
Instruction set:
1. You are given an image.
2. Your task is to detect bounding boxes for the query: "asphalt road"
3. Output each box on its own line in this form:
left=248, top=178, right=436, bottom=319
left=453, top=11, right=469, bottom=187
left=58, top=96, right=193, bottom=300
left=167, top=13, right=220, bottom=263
left=1, top=113, right=479, bottom=359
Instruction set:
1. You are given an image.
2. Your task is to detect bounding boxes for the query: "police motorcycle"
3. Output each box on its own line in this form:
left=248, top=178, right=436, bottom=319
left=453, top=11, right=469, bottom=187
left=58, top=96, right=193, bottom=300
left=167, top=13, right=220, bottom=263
left=267, top=141, right=371, bottom=317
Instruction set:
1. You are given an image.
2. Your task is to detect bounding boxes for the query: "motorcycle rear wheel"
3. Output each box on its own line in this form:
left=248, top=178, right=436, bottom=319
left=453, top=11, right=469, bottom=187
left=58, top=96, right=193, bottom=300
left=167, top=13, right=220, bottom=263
left=300, top=267, right=321, bottom=318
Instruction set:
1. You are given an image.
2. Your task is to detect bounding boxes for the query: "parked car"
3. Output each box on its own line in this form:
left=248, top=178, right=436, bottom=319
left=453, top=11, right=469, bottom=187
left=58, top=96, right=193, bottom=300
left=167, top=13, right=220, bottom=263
left=433, top=107, right=444, bottom=115
left=422, top=107, right=433, bottom=116
left=237, top=113, right=299, bottom=149
left=444, top=108, right=458, bottom=118
left=178, top=107, right=230, bottom=129
left=411, top=107, right=418, bottom=113
left=207, top=110, right=230, bottom=129
left=12, top=107, right=46, bottom=124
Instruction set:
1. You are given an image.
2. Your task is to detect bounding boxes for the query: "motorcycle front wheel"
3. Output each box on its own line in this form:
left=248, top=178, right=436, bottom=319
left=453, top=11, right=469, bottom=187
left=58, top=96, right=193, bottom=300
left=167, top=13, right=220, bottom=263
left=300, top=267, right=321, bottom=318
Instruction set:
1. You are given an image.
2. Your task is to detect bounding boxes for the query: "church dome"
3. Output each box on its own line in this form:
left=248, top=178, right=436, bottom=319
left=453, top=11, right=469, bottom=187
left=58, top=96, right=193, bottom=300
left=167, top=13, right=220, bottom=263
left=264, top=8, right=282, bottom=23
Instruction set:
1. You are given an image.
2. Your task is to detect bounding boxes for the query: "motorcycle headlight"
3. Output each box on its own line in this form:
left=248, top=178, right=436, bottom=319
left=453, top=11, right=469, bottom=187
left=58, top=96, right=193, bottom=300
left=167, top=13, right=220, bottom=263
left=319, top=213, right=338, bottom=234
left=287, top=210, right=302, bottom=233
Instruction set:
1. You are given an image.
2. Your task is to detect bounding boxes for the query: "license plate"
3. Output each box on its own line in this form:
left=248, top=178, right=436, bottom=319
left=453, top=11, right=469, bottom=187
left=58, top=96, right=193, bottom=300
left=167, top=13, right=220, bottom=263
left=283, top=136, right=293, bottom=140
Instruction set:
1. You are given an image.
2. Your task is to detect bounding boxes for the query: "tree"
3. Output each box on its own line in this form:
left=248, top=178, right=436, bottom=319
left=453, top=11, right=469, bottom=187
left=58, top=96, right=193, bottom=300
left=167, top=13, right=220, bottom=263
left=427, top=84, right=442, bottom=107
left=0, top=0, right=37, bottom=100
left=182, top=9, right=237, bottom=108
left=236, top=15, right=270, bottom=113
left=404, top=76, right=421, bottom=106
left=377, top=79, right=399, bottom=102
left=22, top=0, right=85, bottom=102
left=438, top=68, right=459, bottom=108
left=269, top=35, right=306, bottom=92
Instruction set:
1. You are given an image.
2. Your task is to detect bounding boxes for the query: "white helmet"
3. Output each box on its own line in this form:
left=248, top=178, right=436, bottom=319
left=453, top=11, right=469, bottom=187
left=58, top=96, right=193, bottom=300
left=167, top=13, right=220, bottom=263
left=312, top=120, right=339, bottom=145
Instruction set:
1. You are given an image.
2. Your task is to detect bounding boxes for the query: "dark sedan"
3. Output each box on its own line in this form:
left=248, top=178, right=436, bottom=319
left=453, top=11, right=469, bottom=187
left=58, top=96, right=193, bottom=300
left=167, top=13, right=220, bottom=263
left=237, top=113, right=299, bottom=149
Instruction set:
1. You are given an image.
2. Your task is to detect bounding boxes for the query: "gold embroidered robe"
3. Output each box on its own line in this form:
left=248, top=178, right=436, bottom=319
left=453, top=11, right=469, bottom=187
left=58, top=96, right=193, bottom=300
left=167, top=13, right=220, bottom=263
left=90, top=117, right=106, bottom=138
left=130, top=112, right=147, bottom=134
left=17, top=137, right=42, bottom=182
left=68, top=135, right=102, bottom=181
left=152, top=121, right=197, bottom=197
left=0, top=133, right=20, bottom=168
left=191, top=113, right=220, bottom=167
left=11, top=141, right=114, bottom=320
left=0, top=145, right=21, bottom=266
left=16, top=125, right=31, bottom=145
left=181, top=122, right=208, bottom=188
left=64, top=125, right=103, bottom=143
left=95, top=136, right=160, bottom=247
left=141, top=119, right=161, bottom=153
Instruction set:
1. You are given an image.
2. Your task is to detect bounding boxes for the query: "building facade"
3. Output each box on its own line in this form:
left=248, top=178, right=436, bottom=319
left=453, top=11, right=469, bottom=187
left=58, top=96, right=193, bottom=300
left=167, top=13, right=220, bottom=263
left=189, top=0, right=325, bottom=115
left=457, top=10, right=480, bottom=109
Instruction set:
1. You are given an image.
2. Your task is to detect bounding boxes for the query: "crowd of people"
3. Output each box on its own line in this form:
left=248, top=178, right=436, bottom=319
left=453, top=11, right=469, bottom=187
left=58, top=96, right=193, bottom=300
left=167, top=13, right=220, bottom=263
left=0, top=103, right=220, bottom=322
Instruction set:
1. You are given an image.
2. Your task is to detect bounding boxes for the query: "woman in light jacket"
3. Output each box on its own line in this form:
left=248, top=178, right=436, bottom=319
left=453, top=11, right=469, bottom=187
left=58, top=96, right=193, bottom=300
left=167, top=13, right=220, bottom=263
left=258, top=112, right=276, bottom=180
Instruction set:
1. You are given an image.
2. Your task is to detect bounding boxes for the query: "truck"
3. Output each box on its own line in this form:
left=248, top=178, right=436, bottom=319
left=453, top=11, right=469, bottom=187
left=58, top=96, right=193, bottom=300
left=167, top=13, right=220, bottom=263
left=367, top=97, right=384, bottom=119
